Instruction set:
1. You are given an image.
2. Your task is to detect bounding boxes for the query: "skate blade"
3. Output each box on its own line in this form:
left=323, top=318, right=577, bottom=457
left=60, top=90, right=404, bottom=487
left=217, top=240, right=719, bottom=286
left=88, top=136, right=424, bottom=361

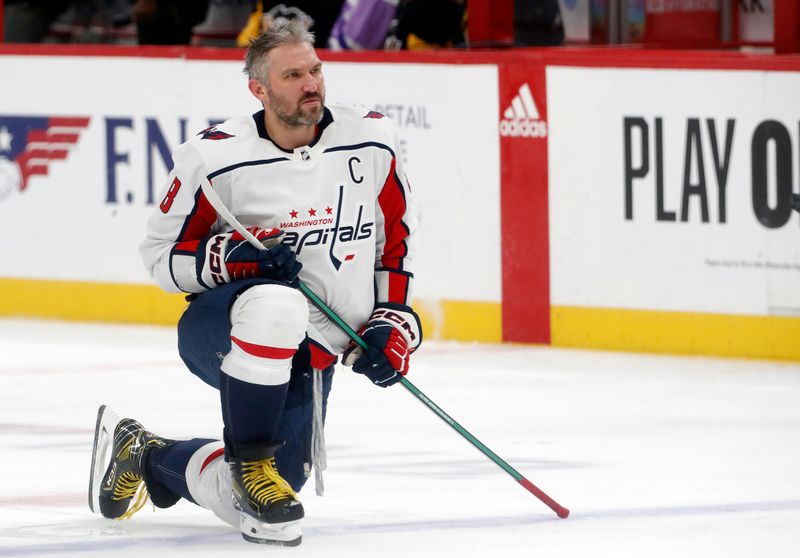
left=240, top=513, right=302, bottom=546
left=241, top=533, right=302, bottom=546
left=88, top=404, right=121, bottom=514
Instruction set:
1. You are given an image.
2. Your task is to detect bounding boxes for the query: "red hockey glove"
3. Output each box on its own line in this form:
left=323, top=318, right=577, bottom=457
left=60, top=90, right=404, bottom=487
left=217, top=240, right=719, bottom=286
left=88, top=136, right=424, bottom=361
left=197, top=227, right=301, bottom=287
left=342, top=304, right=422, bottom=388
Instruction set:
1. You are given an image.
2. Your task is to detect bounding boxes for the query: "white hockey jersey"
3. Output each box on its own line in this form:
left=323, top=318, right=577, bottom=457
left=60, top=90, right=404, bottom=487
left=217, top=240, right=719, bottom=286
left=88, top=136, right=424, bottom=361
left=141, top=104, right=416, bottom=356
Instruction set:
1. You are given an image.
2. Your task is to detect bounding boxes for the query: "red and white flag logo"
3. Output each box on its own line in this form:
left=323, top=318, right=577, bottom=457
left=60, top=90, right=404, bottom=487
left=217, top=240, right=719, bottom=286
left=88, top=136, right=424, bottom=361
left=0, top=115, right=90, bottom=199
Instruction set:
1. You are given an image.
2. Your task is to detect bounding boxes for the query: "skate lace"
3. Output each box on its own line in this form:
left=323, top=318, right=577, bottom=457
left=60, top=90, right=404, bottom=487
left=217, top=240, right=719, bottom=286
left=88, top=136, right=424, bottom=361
left=242, top=458, right=297, bottom=505
left=114, top=472, right=150, bottom=520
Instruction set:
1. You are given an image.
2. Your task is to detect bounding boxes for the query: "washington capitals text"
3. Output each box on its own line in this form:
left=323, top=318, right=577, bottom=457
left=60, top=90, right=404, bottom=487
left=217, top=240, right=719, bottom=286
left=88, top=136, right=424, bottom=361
left=281, top=185, right=373, bottom=270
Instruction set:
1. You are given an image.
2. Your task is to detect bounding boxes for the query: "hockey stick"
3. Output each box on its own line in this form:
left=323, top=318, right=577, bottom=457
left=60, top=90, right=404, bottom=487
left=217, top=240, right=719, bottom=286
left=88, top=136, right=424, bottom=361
left=200, top=178, right=570, bottom=519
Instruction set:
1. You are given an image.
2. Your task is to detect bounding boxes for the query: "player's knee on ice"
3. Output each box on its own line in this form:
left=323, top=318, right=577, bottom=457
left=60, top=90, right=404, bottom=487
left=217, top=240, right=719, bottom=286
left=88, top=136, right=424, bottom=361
left=221, top=284, right=309, bottom=385
left=184, top=441, right=241, bottom=527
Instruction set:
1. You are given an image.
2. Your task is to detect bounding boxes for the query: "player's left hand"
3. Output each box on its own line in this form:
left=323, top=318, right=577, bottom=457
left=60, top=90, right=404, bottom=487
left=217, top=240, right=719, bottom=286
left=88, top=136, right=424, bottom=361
left=343, top=304, right=422, bottom=388
left=224, top=227, right=302, bottom=284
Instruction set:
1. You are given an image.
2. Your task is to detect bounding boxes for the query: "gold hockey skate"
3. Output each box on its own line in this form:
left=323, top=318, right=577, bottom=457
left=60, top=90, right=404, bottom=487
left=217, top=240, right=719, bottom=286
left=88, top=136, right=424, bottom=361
left=88, top=405, right=179, bottom=519
left=229, top=443, right=304, bottom=545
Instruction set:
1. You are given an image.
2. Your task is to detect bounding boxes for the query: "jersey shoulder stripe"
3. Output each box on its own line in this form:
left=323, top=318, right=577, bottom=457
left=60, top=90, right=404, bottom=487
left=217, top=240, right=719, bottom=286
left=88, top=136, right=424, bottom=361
left=324, top=141, right=395, bottom=157
left=208, top=156, right=290, bottom=180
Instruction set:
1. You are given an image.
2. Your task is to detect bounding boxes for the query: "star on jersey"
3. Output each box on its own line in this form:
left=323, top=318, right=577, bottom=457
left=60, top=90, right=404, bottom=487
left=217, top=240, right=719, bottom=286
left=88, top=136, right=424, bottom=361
left=288, top=206, right=333, bottom=221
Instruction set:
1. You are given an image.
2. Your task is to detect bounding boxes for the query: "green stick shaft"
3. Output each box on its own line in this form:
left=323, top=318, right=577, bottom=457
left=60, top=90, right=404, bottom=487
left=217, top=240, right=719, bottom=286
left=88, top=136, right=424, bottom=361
left=298, top=281, right=569, bottom=519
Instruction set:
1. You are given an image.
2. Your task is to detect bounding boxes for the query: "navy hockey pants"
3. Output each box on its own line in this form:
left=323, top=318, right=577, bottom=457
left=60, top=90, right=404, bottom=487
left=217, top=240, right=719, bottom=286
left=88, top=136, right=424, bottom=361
left=177, top=278, right=334, bottom=492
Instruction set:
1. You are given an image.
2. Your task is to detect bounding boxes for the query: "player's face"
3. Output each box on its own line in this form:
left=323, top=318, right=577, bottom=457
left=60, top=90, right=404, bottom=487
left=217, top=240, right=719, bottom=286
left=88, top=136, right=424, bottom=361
left=265, top=42, right=325, bottom=128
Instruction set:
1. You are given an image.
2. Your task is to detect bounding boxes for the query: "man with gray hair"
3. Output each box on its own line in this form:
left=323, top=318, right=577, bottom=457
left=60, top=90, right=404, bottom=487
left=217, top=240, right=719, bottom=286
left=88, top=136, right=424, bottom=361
left=89, top=19, right=421, bottom=546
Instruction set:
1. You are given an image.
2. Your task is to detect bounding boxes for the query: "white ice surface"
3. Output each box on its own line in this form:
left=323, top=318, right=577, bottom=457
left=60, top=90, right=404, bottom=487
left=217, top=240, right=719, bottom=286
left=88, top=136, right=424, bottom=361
left=0, top=318, right=799, bottom=557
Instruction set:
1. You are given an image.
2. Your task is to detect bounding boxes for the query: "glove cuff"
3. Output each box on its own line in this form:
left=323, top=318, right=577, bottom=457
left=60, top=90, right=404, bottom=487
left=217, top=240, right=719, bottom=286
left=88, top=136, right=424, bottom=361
left=370, top=303, right=422, bottom=353
left=341, top=303, right=422, bottom=368
left=196, top=233, right=232, bottom=289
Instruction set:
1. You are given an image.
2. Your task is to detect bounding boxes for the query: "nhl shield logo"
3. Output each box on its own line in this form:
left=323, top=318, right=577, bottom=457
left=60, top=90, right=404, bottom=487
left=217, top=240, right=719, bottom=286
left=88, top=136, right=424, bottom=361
left=0, top=115, right=90, bottom=199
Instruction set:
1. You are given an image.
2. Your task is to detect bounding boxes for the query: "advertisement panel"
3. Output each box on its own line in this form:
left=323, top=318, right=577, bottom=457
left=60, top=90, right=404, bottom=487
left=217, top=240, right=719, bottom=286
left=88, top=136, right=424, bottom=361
left=0, top=55, right=501, bottom=306
left=547, top=65, right=800, bottom=358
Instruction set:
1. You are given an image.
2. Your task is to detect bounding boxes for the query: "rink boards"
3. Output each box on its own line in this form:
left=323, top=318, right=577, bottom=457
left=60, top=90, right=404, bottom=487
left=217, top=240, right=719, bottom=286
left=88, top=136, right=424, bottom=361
left=0, top=46, right=798, bottom=359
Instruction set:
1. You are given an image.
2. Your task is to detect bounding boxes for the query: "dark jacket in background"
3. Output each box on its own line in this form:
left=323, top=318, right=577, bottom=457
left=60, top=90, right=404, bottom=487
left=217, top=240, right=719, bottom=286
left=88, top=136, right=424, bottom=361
left=515, top=0, right=564, bottom=46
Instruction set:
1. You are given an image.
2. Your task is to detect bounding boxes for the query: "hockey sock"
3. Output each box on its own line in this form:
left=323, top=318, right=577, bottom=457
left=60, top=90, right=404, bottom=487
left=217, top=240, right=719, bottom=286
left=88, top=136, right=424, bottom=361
left=146, top=438, right=216, bottom=504
left=220, top=372, right=290, bottom=457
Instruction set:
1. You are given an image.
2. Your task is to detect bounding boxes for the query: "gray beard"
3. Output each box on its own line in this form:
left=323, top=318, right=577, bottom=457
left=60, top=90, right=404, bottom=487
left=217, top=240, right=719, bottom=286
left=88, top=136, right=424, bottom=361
left=277, top=107, right=324, bottom=128
left=268, top=89, right=325, bottom=128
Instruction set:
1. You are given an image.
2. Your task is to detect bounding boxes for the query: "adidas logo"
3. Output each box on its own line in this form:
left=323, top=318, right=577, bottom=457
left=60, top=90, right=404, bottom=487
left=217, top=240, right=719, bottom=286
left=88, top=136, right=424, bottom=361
left=499, top=83, right=547, bottom=138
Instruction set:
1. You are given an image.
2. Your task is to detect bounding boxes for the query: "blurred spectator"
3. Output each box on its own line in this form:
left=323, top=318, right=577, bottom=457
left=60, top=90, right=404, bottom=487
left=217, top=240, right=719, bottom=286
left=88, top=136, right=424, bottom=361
left=328, top=0, right=398, bottom=51
left=133, top=0, right=210, bottom=44
left=3, top=0, right=72, bottom=42
left=236, top=1, right=345, bottom=48
left=283, top=0, right=346, bottom=48
left=514, top=0, right=564, bottom=46
left=46, top=0, right=138, bottom=44
left=385, top=0, right=465, bottom=50
left=236, top=1, right=264, bottom=46
left=189, top=0, right=254, bottom=46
